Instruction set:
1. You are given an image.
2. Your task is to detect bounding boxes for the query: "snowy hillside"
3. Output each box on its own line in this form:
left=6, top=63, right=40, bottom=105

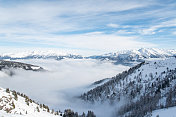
left=151, top=106, right=176, bottom=117
left=0, top=60, right=44, bottom=77
left=0, top=87, right=62, bottom=117
left=81, top=57, right=176, bottom=117
left=0, top=60, right=44, bottom=72
left=0, top=87, right=97, bottom=117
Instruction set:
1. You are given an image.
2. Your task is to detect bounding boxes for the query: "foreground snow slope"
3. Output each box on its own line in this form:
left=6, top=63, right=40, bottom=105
left=0, top=87, right=62, bottom=117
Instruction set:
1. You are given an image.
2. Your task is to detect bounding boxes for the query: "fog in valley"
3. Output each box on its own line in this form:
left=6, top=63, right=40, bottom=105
left=0, top=59, right=129, bottom=117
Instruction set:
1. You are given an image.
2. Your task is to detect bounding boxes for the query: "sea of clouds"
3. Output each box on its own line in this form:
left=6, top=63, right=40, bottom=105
left=0, top=59, right=129, bottom=117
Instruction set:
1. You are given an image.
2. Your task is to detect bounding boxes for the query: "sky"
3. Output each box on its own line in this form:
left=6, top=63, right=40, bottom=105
left=0, top=0, right=176, bottom=55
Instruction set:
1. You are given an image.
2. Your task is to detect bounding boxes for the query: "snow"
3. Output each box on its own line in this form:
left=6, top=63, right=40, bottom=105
left=0, top=71, right=9, bottom=77
left=30, top=66, right=41, bottom=70
left=151, top=106, right=176, bottom=117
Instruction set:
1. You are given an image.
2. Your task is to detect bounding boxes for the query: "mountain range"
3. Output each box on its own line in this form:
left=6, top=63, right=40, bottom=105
left=1, top=48, right=176, bottom=64
left=87, top=48, right=176, bottom=65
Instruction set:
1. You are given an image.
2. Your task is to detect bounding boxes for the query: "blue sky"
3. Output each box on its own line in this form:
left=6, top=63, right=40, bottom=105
left=0, top=0, right=176, bottom=54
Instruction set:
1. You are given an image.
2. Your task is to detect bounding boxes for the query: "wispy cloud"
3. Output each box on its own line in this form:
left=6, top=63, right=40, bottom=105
left=0, top=32, right=156, bottom=55
left=172, top=31, right=176, bottom=35
left=107, top=23, right=119, bottom=28
left=139, top=19, right=176, bottom=35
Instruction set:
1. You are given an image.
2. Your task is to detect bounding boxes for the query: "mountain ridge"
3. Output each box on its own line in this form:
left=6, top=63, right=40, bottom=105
left=87, top=48, right=176, bottom=63
left=0, top=48, right=176, bottom=61
left=0, top=48, right=175, bottom=68
left=0, top=60, right=44, bottom=71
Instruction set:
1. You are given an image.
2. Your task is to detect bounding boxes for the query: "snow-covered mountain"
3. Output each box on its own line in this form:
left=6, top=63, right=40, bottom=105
left=88, top=48, right=176, bottom=64
left=81, top=57, right=176, bottom=117
left=0, top=50, right=83, bottom=60
left=0, top=87, right=62, bottom=117
left=0, top=49, right=176, bottom=64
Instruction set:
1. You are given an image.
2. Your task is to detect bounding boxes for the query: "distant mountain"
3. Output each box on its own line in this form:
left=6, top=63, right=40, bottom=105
left=0, top=48, right=175, bottom=65
left=0, top=50, right=83, bottom=60
left=80, top=57, right=176, bottom=117
left=0, top=60, right=44, bottom=76
left=87, top=48, right=176, bottom=64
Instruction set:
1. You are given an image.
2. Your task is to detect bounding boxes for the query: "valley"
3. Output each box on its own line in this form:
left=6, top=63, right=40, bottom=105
left=0, top=48, right=176, bottom=117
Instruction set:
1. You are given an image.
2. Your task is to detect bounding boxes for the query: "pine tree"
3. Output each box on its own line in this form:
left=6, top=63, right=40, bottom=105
left=6, top=88, right=10, bottom=93
left=12, top=101, right=15, bottom=109
left=36, top=106, right=40, bottom=112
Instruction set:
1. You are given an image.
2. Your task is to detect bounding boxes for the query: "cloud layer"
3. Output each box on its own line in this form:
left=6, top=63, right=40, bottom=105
left=0, top=59, right=129, bottom=114
left=0, top=0, right=176, bottom=54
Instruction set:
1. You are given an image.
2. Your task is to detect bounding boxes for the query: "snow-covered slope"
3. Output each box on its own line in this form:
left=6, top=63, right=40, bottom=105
left=81, top=57, right=176, bottom=117
left=0, top=87, right=62, bottom=117
left=0, top=60, right=44, bottom=71
left=151, top=106, right=176, bottom=117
